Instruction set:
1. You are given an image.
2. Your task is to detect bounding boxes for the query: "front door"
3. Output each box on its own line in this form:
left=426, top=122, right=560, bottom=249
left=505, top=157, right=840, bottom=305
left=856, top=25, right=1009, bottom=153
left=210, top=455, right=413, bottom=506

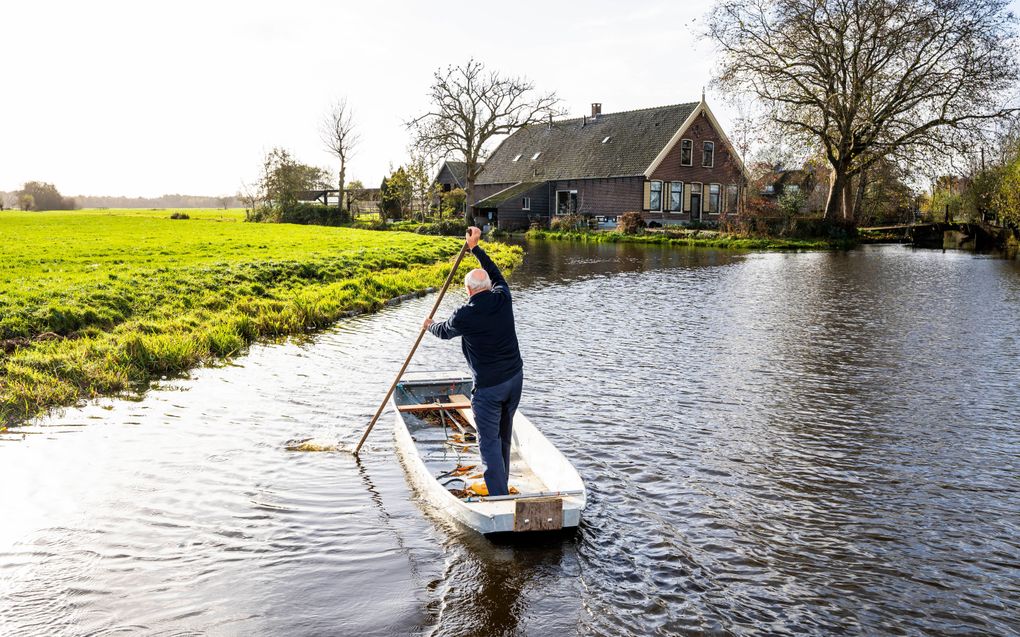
left=690, top=194, right=702, bottom=222
left=483, top=209, right=498, bottom=231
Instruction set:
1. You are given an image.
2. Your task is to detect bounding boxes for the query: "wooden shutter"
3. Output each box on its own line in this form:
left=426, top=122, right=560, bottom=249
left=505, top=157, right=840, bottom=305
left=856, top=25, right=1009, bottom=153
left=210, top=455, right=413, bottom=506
left=684, top=183, right=692, bottom=212
left=703, top=185, right=711, bottom=214
left=643, top=181, right=651, bottom=210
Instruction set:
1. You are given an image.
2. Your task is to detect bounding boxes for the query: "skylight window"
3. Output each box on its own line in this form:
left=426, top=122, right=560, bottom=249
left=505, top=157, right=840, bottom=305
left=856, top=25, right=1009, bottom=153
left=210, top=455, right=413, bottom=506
left=531, top=152, right=542, bottom=160
left=512, top=154, right=522, bottom=161
left=602, top=136, right=611, bottom=144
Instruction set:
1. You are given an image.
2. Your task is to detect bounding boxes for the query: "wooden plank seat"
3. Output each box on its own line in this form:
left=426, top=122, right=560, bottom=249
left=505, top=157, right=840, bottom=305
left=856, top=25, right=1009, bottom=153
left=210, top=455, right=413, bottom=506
left=397, top=394, right=472, bottom=413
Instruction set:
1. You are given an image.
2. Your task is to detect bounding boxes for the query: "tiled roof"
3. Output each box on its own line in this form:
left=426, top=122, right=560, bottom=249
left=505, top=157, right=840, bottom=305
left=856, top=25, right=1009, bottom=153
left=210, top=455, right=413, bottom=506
left=439, top=160, right=476, bottom=187
left=475, top=181, right=545, bottom=207
left=477, top=102, right=699, bottom=185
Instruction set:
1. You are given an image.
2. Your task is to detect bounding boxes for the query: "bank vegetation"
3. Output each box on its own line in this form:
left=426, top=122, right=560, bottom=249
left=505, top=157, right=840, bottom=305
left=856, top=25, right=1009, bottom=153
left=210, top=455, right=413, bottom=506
left=0, top=210, right=520, bottom=427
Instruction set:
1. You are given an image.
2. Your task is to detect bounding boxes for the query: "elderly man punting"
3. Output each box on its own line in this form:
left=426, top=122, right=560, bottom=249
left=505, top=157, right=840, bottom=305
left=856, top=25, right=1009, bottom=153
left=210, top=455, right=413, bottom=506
left=423, top=227, right=523, bottom=496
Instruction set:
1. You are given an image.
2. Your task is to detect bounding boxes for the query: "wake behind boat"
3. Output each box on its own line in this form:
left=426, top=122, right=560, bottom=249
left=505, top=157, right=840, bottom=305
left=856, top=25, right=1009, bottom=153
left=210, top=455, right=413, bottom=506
left=392, top=371, right=585, bottom=536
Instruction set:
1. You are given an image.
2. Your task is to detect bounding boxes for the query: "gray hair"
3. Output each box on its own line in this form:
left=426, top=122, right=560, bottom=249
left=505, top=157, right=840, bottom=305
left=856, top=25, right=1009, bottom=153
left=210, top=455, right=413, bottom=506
left=464, top=268, right=492, bottom=292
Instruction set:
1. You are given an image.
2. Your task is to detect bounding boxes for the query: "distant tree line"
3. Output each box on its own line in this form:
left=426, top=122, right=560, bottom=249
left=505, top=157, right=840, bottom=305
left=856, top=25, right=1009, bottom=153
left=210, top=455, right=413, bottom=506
left=0, top=187, right=240, bottom=211
left=77, top=194, right=241, bottom=209
left=2, top=182, right=77, bottom=211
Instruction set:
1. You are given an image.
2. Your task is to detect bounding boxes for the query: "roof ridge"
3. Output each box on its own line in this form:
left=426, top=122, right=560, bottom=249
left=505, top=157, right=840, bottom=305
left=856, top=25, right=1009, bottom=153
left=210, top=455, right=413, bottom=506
left=596, top=101, right=700, bottom=117
left=531, top=101, right=701, bottom=128
left=477, top=101, right=703, bottom=185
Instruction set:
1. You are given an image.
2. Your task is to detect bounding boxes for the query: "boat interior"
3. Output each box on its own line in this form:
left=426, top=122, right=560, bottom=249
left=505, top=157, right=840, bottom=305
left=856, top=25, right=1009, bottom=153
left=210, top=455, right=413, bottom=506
left=393, top=378, right=550, bottom=500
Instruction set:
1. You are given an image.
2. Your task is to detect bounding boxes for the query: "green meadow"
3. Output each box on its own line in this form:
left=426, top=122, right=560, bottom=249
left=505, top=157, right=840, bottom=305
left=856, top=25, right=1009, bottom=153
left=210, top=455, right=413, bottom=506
left=0, top=209, right=521, bottom=427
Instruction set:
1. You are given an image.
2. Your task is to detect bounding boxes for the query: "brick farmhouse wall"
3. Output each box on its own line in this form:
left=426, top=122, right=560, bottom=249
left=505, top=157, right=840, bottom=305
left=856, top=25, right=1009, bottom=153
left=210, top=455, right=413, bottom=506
left=647, top=111, right=744, bottom=224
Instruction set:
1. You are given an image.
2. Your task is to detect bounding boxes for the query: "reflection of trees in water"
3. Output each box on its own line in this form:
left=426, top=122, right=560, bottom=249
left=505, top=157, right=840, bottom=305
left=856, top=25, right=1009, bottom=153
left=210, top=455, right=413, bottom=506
left=504, top=239, right=745, bottom=290
left=423, top=528, right=576, bottom=637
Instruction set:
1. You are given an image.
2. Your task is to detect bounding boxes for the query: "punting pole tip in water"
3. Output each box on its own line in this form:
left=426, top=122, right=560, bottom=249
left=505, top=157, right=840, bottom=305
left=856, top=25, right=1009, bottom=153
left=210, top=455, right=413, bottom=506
left=284, top=437, right=341, bottom=452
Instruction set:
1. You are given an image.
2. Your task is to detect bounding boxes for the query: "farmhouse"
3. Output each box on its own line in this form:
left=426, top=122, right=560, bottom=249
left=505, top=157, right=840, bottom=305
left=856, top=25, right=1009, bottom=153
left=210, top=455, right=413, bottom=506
left=433, top=160, right=478, bottom=217
left=434, top=160, right=472, bottom=193
left=472, top=98, right=749, bottom=229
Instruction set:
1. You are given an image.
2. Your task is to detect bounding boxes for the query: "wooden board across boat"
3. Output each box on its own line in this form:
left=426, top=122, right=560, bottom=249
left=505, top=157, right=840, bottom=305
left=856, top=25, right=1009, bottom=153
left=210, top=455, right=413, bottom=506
left=392, top=370, right=586, bottom=536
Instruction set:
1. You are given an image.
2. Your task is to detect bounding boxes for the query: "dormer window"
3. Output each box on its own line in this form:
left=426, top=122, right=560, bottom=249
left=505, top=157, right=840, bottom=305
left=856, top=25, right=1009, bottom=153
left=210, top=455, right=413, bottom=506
left=512, top=154, right=522, bottom=162
left=531, top=152, right=542, bottom=160
left=602, top=136, right=611, bottom=144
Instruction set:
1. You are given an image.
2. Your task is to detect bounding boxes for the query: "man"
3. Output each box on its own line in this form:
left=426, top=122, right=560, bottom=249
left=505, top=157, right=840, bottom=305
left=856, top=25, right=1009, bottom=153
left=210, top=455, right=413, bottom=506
left=424, top=227, right=523, bottom=496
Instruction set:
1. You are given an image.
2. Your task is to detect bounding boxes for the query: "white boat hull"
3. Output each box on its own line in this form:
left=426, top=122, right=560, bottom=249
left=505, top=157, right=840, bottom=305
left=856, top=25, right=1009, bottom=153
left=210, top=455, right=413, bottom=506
left=392, top=371, right=585, bottom=536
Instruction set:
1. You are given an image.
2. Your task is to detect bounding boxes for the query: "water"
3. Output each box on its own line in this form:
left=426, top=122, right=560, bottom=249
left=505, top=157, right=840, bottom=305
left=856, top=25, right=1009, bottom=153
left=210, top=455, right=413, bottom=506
left=2, top=243, right=1019, bottom=636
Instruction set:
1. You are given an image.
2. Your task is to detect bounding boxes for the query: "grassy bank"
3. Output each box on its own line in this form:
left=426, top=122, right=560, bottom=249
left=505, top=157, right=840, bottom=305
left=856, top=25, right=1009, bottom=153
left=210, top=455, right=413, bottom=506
left=0, top=209, right=521, bottom=427
left=524, top=228, right=855, bottom=250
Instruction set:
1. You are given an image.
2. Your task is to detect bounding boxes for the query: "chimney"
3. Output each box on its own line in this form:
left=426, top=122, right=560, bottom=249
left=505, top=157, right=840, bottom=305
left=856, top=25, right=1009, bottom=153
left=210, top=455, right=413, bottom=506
left=591, top=103, right=602, bottom=119
left=582, top=114, right=587, bottom=127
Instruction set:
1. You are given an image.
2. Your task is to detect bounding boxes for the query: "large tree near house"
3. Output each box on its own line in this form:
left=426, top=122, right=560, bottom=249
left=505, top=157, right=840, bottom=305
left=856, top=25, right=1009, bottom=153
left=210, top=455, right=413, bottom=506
left=321, top=98, right=360, bottom=216
left=707, top=0, right=1019, bottom=222
left=408, top=59, right=561, bottom=223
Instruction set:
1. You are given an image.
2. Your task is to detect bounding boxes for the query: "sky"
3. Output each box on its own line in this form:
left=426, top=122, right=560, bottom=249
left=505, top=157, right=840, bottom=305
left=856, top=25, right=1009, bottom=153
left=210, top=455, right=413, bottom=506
left=2, top=0, right=720, bottom=197
left=8, top=0, right=1019, bottom=198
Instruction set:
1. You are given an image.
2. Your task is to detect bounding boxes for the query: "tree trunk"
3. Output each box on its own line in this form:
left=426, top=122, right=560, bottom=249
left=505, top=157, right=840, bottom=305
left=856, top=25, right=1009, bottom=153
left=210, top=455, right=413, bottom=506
left=338, top=163, right=346, bottom=218
left=852, top=168, right=868, bottom=223
left=465, top=178, right=475, bottom=225
left=824, top=166, right=849, bottom=221
left=842, top=181, right=853, bottom=221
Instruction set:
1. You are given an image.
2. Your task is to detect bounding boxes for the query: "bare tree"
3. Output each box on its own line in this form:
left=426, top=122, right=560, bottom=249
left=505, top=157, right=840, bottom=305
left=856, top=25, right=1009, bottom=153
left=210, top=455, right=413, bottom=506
left=408, top=59, right=562, bottom=223
left=406, top=150, right=439, bottom=221
left=321, top=98, right=360, bottom=215
left=238, top=181, right=261, bottom=219
left=708, top=0, right=1020, bottom=222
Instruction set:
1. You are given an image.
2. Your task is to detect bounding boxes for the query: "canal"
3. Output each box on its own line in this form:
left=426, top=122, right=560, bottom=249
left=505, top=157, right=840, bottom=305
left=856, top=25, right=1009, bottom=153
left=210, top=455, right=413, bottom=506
left=2, top=242, right=1018, bottom=636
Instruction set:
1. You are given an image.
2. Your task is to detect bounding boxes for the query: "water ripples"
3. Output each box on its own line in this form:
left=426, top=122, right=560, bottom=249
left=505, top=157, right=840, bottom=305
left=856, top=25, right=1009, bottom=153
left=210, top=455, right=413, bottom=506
left=1, top=243, right=1018, bottom=636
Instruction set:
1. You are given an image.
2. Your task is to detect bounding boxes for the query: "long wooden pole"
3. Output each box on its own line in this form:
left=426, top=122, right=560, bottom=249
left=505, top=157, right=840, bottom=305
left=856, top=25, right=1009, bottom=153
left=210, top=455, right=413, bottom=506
left=353, top=242, right=469, bottom=455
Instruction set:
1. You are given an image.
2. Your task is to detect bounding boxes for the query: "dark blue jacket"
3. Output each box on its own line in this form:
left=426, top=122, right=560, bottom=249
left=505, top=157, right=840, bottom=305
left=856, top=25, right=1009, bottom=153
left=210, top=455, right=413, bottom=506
left=428, top=246, right=523, bottom=388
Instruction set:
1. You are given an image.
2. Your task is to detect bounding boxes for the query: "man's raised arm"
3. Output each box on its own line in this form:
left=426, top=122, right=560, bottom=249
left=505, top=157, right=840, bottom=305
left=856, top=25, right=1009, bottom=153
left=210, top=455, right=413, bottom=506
left=465, top=227, right=509, bottom=294
left=471, top=245, right=508, bottom=293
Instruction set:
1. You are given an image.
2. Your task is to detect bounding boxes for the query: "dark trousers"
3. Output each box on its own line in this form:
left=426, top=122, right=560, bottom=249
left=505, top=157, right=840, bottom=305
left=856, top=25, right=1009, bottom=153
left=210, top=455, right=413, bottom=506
left=471, top=371, right=523, bottom=496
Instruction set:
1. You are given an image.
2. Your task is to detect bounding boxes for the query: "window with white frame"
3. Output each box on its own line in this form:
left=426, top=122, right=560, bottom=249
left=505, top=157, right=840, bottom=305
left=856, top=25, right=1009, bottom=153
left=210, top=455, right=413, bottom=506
left=709, top=184, right=721, bottom=214
left=649, top=180, right=663, bottom=211
left=669, top=182, right=683, bottom=212
left=680, top=139, right=693, bottom=166
left=702, top=141, right=714, bottom=167
left=531, top=152, right=542, bottom=160
left=555, top=190, right=578, bottom=215
left=522, top=197, right=531, bottom=211
left=512, top=154, right=522, bottom=162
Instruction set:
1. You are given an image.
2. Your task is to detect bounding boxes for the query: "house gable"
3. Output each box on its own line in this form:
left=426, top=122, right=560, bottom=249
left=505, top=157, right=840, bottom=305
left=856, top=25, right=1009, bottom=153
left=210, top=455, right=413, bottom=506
left=644, top=101, right=750, bottom=182
left=648, top=111, right=743, bottom=186
left=434, top=160, right=470, bottom=189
